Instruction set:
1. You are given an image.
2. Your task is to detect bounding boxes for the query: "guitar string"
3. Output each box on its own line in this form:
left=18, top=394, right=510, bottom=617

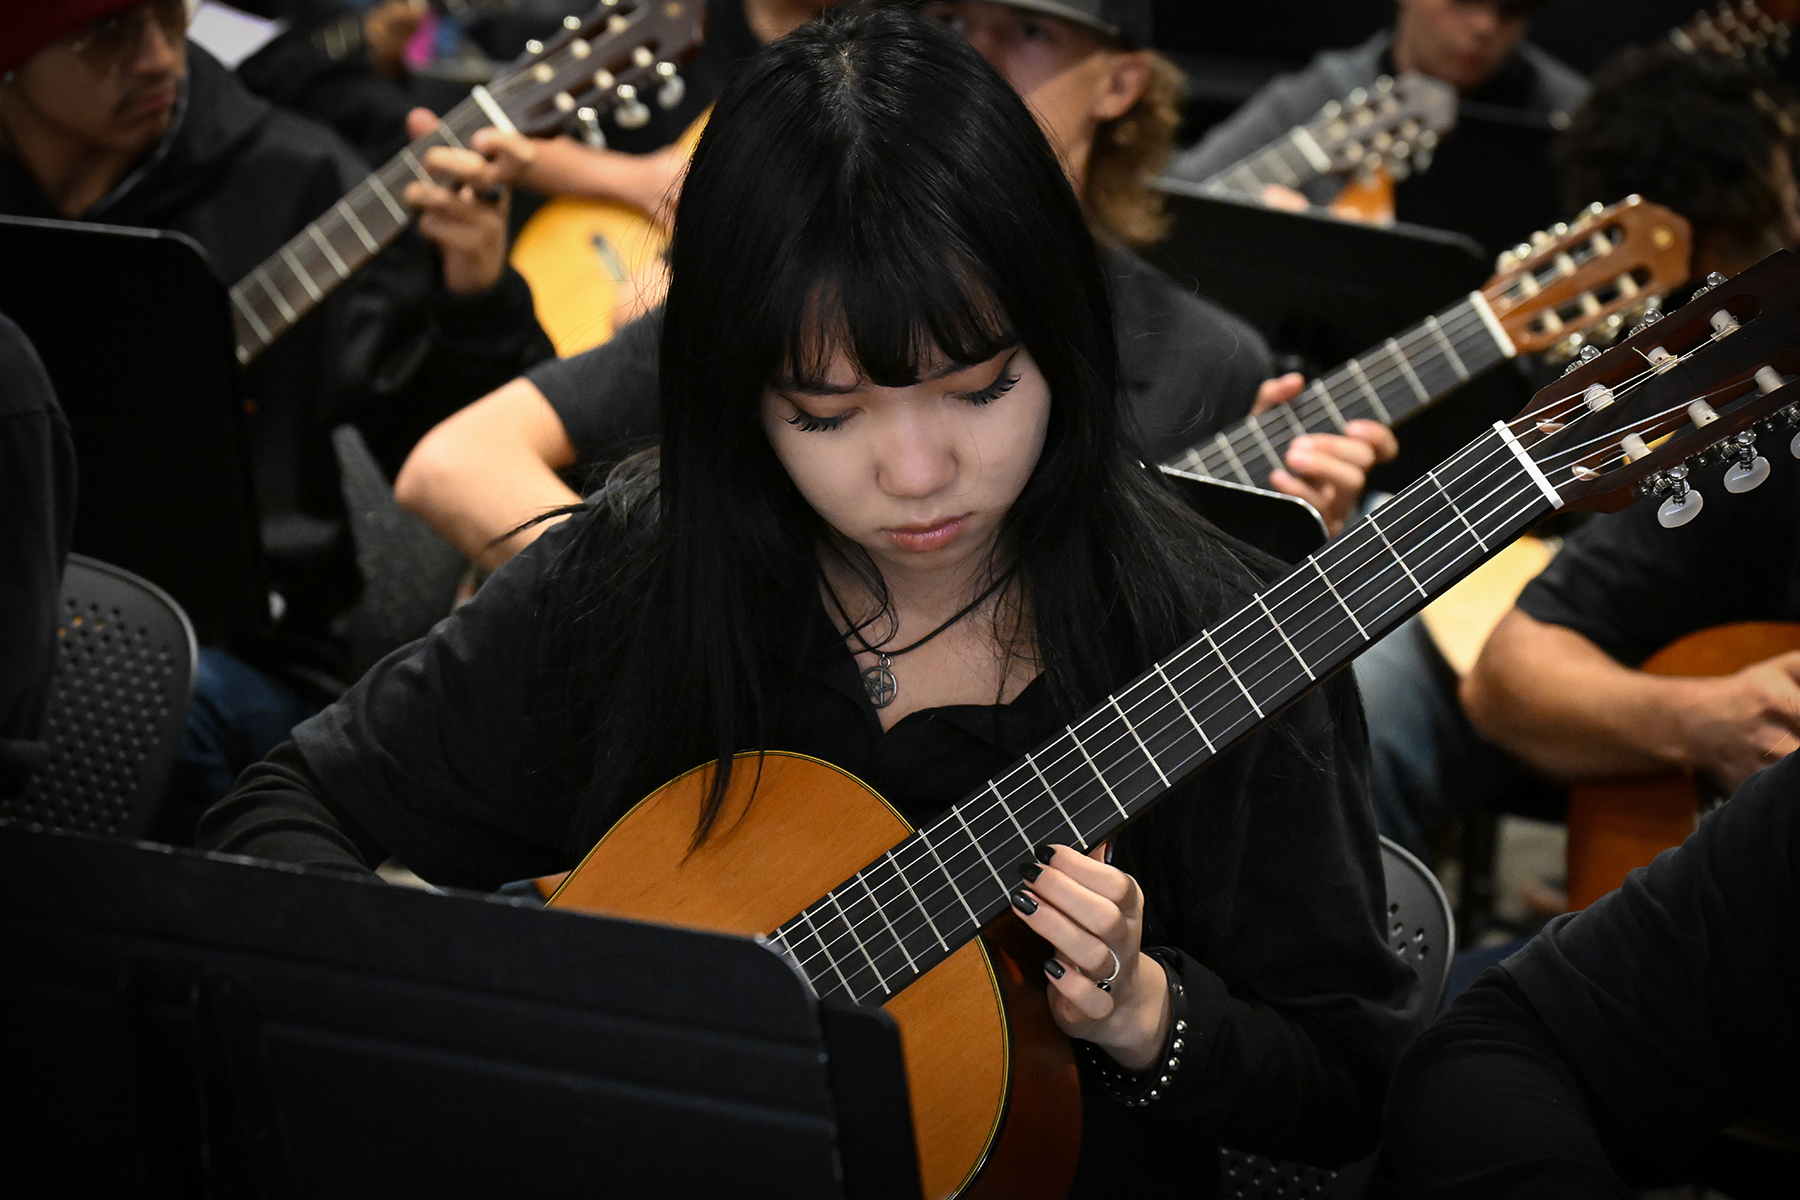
left=788, top=367, right=1719, bottom=993
left=780, top=347, right=1761, bottom=993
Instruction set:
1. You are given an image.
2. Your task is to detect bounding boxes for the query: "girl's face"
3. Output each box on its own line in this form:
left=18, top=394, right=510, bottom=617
left=760, top=340, right=1051, bottom=583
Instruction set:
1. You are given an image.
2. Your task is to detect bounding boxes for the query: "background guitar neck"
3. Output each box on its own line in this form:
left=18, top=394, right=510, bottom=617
left=227, top=94, right=491, bottom=364
left=772, top=421, right=1556, bottom=1006
left=1165, top=293, right=1513, bottom=488
left=1198, top=125, right=1337, bottom=198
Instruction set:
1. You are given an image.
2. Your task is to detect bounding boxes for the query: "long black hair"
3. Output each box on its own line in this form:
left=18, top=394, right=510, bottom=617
left=545, top=5, right=1256, bottom=851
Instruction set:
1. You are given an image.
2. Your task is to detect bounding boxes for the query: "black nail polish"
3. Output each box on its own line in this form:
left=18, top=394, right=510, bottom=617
left=1033, top=843, right=1056, bottom=864
left=1010, top=889, right=1038, bottom=916
left=1043, top=957, right=1065, bottom=979
left=1018, top=858, right=1042, bottom=883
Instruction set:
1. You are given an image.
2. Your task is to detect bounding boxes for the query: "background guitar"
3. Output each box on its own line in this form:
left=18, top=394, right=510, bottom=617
left=1671, top=0, right=1800, bottom=60
left=228, top=0, right=704, bottom=364
left=547, top=251, right=1800, bottom=1199
left=1163, top=195, right=1693, bottom=492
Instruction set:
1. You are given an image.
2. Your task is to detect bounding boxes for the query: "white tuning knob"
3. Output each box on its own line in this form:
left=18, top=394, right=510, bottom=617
left=1725, top=456, right=1771, bottom=493
left=1658, top=489, right=1704, bottom=528
left=613, top=84, right=651, bottom=129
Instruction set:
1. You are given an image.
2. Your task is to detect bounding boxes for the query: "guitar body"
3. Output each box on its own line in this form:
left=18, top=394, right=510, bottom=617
left=1565, top=621, right=1800, bottom=908
left=509, top=197, right=670, bottom=357
left=547, top=751, right=1082, bottom=1200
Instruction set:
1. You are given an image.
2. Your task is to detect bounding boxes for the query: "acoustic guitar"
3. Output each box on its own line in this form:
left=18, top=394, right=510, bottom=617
left=1564, top=621, right=1800, bottom=909
left=547, top=252, right=1800, bottom=1198
left=1672, top=0, right=1800, bottom=60
left=1163, top=195, right=1693, bottom=490
left=226, top=0, right=704, bottom=365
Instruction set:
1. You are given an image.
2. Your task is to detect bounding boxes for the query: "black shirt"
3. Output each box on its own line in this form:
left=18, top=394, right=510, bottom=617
left=525, top=244, right=1273, bottom=482
left=1515, top=455, right=1800, bottom=666
left=1381, top=750, right=1800, bottom=1195
left=0, top=315, right=77, bottom=801
left=200, top=493, right=1418, bottom=1192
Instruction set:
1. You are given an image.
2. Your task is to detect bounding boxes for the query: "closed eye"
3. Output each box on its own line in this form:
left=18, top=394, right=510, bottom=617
left=784, top=406, right=849, bottom=432
left=960, top=353, right=1022, bottom=406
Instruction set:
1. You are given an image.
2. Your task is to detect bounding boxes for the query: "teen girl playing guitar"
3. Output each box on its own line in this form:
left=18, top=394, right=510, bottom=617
left=202, top=8, right=1418, bottom=1192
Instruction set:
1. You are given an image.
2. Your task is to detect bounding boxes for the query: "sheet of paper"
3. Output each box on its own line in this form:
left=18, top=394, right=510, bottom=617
left=187, top=2, right=288, bottom=69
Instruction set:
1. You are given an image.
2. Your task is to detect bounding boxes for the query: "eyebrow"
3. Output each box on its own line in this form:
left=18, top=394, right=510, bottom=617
left=776, top=341, right=1021, bottom=397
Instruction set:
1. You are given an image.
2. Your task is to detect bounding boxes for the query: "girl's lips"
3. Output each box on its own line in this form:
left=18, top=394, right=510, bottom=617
left=883, top=514, right=969, bottom=553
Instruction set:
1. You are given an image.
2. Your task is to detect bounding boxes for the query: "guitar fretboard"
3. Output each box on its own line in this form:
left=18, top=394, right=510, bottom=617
left=1165, top=294, right=1513, bottom=489
left=227, top=95, right=494, bottom=364
left=768, top=419, right=1564, bottom=1005
left=1197, top=124, right=1335, bottom=199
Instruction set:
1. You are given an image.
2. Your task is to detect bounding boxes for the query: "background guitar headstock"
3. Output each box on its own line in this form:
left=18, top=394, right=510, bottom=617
left=1672, top=0, right=1799, bottom=62
left=1516, top=249, right=1800, bottom=521
left=488, top=0, right=705, bottom=141
left=1484, top=196, right=1693, bottom=361
left=1304, top=72, right=1458, bottom=182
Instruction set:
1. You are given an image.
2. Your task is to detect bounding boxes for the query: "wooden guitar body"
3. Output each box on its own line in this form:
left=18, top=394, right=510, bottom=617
left=509, top=197, right=670, bottom=357
left=547, top=752, right=1081, bottom=1199
left=1566, top=621, right=1800, bottom=908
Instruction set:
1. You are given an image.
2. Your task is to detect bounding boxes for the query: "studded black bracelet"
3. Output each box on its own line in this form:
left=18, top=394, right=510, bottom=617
left=1081, top=946, right=1191, bottom=1108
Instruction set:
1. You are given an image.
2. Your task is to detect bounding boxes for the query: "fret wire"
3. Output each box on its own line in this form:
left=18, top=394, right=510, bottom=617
left=1344, top=357, right=1391, bottom=422
left=1306, top=379, right=1348, bottom=430
left=1361, top=507, right=1428, bottom=597
left=1386, top=337, right=1431, bottom=403
left=858, top=869, right=918, bottom=974
left=1210, top=431, right=1254, bottom=484
left=917, top=831, right=980, bottom=926
left=1427, top=467, right=1488, bottom=552
left=336, top=199, right=379, bottom=251
left=1069, top=724, right=1131, bottom=821
left=990, top=781, right=1037, bottom=854
left=765, top=929, right=819, bottom=997
left=1309, top=554, right=1369, bottom=640
left=886, top=848, right=949, bottom=952
left=399, top=146, right=434, bottom=185
left=1203, top=628, right=1263, bottom=718
left=825, top=889, right=889, bottom=996
left=1241, top=413, right=1284, bottom=469
left=952, top=805, right=1009, bottom=894
left=1024, top=749, right=1087, bottom=843
left=307, top=225, right=350, bottom=277
left=797, top=907, right=856, bottom=1000
left=1275, top=398, right=1308, bottom=442
left=229, top=288, right=272, bottom=345
left=1254, top=593, right=1314, bottom=680
left=1424, top=314, right=1470, bottom=380
left=1153, top=663, right=1214, bottom=752
left=1109, top=696, right=1170, bottom=787
left=253, top=267, right=297, bottom=324
left=366, top=174, right=409, bottom=222
left=280, top=247, right=324, bottom=302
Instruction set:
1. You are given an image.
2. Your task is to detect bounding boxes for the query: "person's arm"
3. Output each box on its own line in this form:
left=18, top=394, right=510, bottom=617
left=394, top=377, right=581, bottom=570
left=1463, top=607, right=1800, bottom=789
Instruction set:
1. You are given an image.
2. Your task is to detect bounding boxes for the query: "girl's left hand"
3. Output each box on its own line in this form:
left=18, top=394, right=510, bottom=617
left=1009, top=844, right=1171, bottom=1071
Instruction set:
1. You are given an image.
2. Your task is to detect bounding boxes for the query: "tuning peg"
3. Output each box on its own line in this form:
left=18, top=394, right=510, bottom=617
left=1655, top=466, right=1704, bottom=528
left=612, top=84, right=651, bottom=129
left=1375, top=75, right=1395, bottom=95
left=525, top=38, right=544, bottom=55
left=1692, top=270, right=1730, bottom=298
left=1347, top=87, right=1369, bottom=109
left=1710, top=308, right=1742, bottom=338
left=1320, top=99, right=1342, bottom=120
left=1723, top=429, right=1772, bottom=493
left=1551, top=222, right=1569, bottom=237
left=1627, top=302, right=1665, bottom=337
left=575, top=105, right=606, bottom=150
left=656, top=61, right=686, bottom=109
left=563, top=13, right=581, bottom=29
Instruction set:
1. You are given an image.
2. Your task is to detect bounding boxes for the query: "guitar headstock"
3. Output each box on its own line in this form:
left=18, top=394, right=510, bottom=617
left=1484, top=196, right=1693, bottom=361
left=1672, top=0, right=1798, bottom=61
left=1514, top=249, right=1800, bottom=524
left=487, top=0, right=706, bottom=140
left=1303, top=72, right=1458, bottom=181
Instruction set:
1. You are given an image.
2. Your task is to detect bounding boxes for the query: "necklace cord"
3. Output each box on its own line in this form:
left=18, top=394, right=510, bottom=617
left=820, top=560, right=1020, bottom=662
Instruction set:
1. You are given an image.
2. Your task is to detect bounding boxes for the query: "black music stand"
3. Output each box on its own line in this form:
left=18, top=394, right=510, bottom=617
left=0, top=823, right=920, bottom=1199
left=1143, top=188, right=1487, bottom=374
left=0, top=216, right=266, bottom=643
left=1393, top=107, right=1565, bottom=263
left=1161, top=468, right=1327, bottom=565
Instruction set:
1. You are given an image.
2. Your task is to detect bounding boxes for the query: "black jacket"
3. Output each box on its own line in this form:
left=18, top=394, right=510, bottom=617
left=0, top=47, right=552, bottom=672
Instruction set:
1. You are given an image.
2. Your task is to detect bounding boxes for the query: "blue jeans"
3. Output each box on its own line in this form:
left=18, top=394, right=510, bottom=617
left=155, top=647, right=320, bottom=846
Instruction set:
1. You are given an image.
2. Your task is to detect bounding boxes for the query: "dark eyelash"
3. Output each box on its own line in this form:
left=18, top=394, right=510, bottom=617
left=785, top=409, right=848, bottom=432
left=965, top=369, right=1021, bottom=406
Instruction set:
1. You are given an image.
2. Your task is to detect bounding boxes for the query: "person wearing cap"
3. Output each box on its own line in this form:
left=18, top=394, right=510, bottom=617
left=0, top=0, right=553, bottom=843
left=1166, top=0, right=1588, bottom=210
left=392, top=0, right=1398, bottom=576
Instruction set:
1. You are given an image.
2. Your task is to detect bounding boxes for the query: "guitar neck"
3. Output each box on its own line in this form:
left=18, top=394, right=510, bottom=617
left=1165, top=292, right=1514, bottom=488
left=227, top=94, right=490, bottom=364
left=1197, top=124, right=1334, bottom=199
left=772, top=419, right=1560, bottom=1005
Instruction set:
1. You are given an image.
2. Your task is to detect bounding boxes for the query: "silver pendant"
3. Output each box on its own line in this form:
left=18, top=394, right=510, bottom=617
left=862, top=654, right=897, bottom=708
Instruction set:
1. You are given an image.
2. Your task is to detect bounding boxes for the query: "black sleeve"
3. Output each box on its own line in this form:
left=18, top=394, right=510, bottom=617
left=1514, top=455, right=1800, bottom=666
left=200, top=513, right=604, bottom=888
left=0, top=316, right=77, bottom=801
left=526, top=308, right=664, bottom=482
left=198, top=739, right=389, bottom=878
left=1383, top=751, right=1800, bottom=1193
left=1380, top=976, right=1638, bottom=1199
left=236, top=27, right=414, bottom=165
left=1096, top=674, right=1423, bottom=1170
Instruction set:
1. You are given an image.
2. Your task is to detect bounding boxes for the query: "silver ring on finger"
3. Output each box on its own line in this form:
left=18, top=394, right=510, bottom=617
left=1094, top=946, right=1121, bottom=993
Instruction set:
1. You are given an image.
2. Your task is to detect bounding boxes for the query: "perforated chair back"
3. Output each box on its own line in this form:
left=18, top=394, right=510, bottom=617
left=4, top=555, right=197, bottom=838
left=1218, top=836, right=1457, bottom=1200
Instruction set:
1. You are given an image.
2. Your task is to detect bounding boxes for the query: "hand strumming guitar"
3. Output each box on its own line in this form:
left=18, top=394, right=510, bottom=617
left=1010, top=844, right=1171, bottom=1072
left=1253, top=372, right=1400, bottom=535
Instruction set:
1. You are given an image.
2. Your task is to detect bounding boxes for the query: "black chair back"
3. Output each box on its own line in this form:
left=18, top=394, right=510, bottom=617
left=4, top=555, right=197, bottom=838
left=1219, top=836, right=1457, bottom=1199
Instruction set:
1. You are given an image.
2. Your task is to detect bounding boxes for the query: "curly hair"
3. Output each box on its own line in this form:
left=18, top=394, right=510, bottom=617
left=1084, top=49, right=1185, bottom=247
left=1557, top=44, right=1800, bottom=265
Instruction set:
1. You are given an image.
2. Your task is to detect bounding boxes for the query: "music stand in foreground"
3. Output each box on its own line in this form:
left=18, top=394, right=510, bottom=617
left=0, top=823, right=920, bottom=1199
left=0, top=215, right=266, bottom=643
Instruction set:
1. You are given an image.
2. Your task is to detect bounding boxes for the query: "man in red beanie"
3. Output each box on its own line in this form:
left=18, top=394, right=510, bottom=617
left=0, top=0, right=552, bottom=845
